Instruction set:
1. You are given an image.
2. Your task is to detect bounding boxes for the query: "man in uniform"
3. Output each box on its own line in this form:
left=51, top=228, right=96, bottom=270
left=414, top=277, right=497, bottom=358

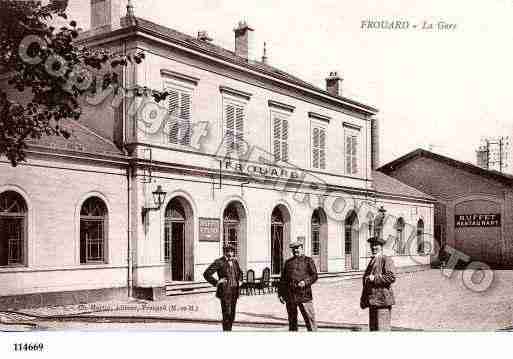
left=360, top=236, right=396, bottom=331
left=203, top=244, right=242, bottom=331
left=278, top=240, right=318, bottom=331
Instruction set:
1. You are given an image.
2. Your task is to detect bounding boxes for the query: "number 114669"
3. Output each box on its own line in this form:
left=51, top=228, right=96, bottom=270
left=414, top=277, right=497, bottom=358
left=13, top=343, right=44, bottom=352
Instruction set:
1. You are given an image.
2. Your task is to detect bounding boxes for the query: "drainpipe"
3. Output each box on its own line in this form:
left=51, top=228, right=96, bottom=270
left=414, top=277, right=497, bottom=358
left=127, top=162, right=133, bottom=297
left=121, top=39, right=134, bottom=298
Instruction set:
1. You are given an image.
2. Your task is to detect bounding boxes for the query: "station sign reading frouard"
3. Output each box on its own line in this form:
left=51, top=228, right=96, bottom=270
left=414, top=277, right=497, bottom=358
left=454, top=213, right=501, bottom=228
left=223, top=160, right=302, bottom=179
left=199, top=218, right=220, bottom=242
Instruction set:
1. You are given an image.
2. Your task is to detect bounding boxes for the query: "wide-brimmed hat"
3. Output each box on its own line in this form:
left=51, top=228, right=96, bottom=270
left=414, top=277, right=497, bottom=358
left=289, top=240, right=304, bottom=249
left=367, top=236, right=386, bottom=246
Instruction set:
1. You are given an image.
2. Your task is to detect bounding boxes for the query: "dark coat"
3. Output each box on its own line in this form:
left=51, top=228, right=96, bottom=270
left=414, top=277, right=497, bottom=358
left=360, top=255, right=396, bottom=309
left=278, top=255, right=318, bottom=304
left=203, top=256, right=242, bottom=300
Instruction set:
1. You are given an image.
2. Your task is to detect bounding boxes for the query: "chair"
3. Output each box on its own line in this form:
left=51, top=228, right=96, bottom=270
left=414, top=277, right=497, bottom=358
left=241, top=269, right=255, bottom=295
left=255, top=267, right=271, bottom=295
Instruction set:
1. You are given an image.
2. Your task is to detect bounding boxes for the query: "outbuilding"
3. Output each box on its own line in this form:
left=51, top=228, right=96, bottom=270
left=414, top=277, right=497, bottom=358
left=379, top=149, right=513, bottom=268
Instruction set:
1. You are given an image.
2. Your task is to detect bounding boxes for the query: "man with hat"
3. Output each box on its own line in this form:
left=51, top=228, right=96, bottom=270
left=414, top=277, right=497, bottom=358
left=203, top=244, right=242, bottom=331
left=360, top=236, right=396, bottom=331
left=278, top=239, right=318, bottom=331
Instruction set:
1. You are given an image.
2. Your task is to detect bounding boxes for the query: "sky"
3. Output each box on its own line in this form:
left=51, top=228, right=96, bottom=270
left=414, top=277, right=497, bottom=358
left=63, top=0, right=513, bottom=168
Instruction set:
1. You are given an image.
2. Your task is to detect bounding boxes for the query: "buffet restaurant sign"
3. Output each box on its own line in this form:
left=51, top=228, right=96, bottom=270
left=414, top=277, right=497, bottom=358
left=455, top=213, right=501, bottom=228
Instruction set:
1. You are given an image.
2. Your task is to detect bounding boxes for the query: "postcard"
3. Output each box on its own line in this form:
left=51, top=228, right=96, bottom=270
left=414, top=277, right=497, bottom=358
left=0, top=0, right=512, bottom=357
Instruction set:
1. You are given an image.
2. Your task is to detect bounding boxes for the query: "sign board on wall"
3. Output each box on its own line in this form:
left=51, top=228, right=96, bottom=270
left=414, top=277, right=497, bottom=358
left=199, top=218, right=220, bottom=242
left=455, top=214, right=501, bottom=228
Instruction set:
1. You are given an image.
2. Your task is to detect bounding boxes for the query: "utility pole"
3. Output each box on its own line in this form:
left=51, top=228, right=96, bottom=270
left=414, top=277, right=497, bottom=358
left=477, top=136, right=510, bottom=173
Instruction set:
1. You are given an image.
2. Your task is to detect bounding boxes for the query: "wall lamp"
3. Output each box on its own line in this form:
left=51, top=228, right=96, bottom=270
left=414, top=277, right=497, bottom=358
left=142, top=185, right=167, bottom=217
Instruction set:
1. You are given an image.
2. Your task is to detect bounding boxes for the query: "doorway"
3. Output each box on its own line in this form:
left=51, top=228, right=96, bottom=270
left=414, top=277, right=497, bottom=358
left=164, top=197, right=193, bottom=282
left=311, top=208, right=328, bottom=272
left=223, top=201, right=247, bottom=270
left=345, top=211, right=359, bottom=270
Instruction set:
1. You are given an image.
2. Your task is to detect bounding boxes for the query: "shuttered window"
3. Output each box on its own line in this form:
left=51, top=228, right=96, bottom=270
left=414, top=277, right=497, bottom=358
left=272, top=115, right=289, bottom=162
left=312, top=126, right=326, bottom=169
left=225, top=102, right=245, bottom=154
left=345, top=135, right=358, bottom=175
left=167, top=89, right=192, bottom=146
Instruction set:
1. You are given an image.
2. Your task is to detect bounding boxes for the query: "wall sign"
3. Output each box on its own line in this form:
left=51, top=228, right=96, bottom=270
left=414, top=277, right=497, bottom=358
left=223, top=160, right=301, bottom=180
left=199, top=218, right=220, bottom=242
left=455, top=214, right=501, bottom=228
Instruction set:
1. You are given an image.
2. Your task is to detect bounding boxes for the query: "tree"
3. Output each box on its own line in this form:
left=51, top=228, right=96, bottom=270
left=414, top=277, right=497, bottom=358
left=0, top=0, right=166, bottom=166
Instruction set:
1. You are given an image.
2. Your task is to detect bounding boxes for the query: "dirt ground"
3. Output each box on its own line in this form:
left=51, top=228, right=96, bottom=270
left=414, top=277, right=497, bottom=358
left=3, top=269, right=513, bottom=331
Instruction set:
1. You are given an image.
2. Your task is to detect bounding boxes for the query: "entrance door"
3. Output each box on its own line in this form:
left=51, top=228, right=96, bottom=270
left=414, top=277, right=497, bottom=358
left=311, top=223, right=321, bottom=269
left=271, top=223, right=284, bottom=274
left=345, top=212, right=359, bottom=271
left=165, top=220, right=185, bottom=281
left=224, top=222, right=239, bottom=258
left=171, top=221, right=185, bottom=281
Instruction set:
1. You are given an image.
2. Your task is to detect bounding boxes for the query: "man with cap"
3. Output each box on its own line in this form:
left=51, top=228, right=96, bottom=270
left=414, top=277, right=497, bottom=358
left=360, top=236, right=396, bottom=331
left=278, top=240, right=318, bottom=331
left=203, top=244, right=242, bottom=331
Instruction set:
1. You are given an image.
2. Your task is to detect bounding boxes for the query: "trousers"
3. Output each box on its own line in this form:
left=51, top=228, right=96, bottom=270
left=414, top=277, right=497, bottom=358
left=369, top=306, right=391, bottom=331
left=286, top=301, right=317, bottom=331
left=220, top=293, right=238, bottom=331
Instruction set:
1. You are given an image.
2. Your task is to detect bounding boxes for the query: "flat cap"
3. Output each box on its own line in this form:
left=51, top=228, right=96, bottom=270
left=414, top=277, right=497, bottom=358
left=289, top=240, right=304, bottom=249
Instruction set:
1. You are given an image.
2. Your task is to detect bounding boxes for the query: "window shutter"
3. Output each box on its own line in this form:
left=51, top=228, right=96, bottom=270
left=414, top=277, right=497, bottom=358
left=235, top=106, right=244, bottom=152
left=168, top=90, right=179, bottom=116
left=179, top=93, right=191, bottom=145
left=273, top=116, right=281, bottom=161
left=180, top=93, right=191, bottom=120
left=281, top=119, right=289, bottom=162
left=225, top=104, right=235, bottom=152
left=346, top=136, right=352, bottom=173
left=168, top=91, right=180, bottom=144
left=312, top=127, right=319, bottom=168
left=319, top=128, right=326, bottom=169
left=351, top=136, right=358, bottom=174
left=167, top=90, right=192, bottom=146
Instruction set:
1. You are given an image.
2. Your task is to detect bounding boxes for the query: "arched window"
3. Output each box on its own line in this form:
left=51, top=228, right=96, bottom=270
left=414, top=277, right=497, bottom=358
left=223, top=203, right=241, bottom=258
left=345, top=211, right=360, bottom=270
left=311, top=210, right=321, bottom=256
left=0, top=191, right=27, bottom=266
left=417, top=219, right=425, bottom=254
left=395, top=218, right=405, bottom=255
left=271, top=206, right=290, bottom=275
left=80, top=197, right=107, bottom=264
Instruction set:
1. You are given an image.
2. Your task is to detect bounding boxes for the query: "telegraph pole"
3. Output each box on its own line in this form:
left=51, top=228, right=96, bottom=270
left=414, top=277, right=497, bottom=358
left=477, top=136, right=510, bottom=173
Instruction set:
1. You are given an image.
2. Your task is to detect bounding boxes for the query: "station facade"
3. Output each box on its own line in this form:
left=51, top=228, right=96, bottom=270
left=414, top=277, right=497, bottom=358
left=0, top=0, right=434, bottom=307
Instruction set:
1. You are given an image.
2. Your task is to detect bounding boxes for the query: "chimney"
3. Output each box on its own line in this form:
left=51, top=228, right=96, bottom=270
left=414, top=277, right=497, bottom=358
left=326, top=71, right=343, bottom=97
left=371, top=117, right=380, bottom=170
left=234, top=21, right=255, bottom=61
left=197, top=30, right=213, bottom=42
left=90, top=0, right=121, bottom=30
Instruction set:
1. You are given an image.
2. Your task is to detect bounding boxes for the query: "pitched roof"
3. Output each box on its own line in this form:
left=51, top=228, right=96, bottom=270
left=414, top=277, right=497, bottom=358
left=79, top=16, right=378, bottom=115
left=378, top=148, right=513, bottom=187
left=26, top=118, right=125, bottom=156
left=372, top=170, right=435, bottom=201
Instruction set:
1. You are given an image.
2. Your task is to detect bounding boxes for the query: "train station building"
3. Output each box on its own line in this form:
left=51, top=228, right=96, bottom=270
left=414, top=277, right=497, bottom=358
left=0, top=0, right=434, bottom=308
